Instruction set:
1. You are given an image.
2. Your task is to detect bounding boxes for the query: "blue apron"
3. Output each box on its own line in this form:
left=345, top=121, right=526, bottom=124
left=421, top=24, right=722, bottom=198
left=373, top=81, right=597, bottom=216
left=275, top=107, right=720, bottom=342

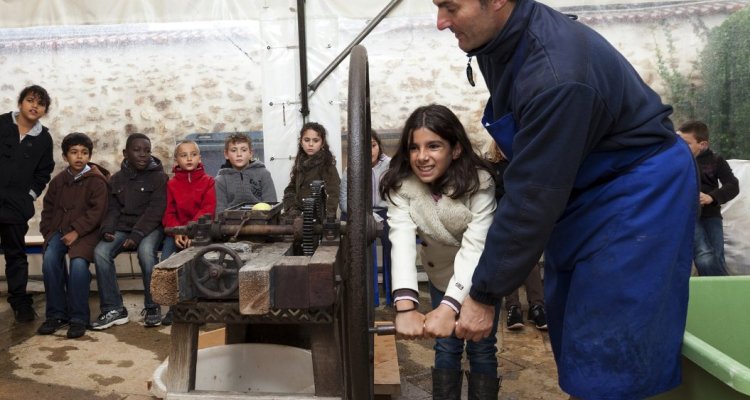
left=481, top=37, right=698, bottom=399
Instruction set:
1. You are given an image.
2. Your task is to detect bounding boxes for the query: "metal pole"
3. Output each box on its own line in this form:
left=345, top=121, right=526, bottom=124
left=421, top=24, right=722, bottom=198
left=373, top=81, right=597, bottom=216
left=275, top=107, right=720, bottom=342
left=307, top=0, right=402, bottom=93
left=297, top=0, right=310, bottom=119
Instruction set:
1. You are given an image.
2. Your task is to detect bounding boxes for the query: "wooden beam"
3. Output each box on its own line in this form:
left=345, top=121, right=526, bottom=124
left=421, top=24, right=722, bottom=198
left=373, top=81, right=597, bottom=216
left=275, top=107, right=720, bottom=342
left=272, top=256, right=310, bottom=309
left=308, top=245, right=338, bottom=308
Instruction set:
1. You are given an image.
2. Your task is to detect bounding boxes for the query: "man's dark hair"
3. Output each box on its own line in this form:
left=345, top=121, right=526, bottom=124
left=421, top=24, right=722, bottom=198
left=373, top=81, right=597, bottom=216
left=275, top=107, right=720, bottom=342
left=18, top=85, right=52, bottom=113
left=678, top=120, right=709, bottom=143
left=62, top=132, right=94, bottom=155
left=125, top=132, right=151, bottom=149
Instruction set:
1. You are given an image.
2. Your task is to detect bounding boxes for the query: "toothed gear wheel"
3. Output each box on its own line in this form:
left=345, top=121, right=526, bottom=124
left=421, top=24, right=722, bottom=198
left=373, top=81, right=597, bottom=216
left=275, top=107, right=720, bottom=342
left=302, top=197, right=316, bottom=256
left=310, top=180, right=327, bottom=223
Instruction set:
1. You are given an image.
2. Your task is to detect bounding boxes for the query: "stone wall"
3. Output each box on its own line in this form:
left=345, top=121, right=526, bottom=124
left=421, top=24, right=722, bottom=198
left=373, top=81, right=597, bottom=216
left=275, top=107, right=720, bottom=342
left=0, top=4, right=743, bottom=232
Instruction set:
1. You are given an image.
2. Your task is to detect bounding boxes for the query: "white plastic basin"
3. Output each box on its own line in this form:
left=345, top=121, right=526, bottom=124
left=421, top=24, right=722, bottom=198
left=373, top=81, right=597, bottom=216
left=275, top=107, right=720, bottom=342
left=151, top=343, right=315, bottom=398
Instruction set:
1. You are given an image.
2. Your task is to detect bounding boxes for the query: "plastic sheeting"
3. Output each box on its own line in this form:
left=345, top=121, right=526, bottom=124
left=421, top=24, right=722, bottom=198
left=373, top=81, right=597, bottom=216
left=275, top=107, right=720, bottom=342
left=260, top=5, right=342, bottom=200
left=0, top=0, right=436, bottom=28
left=722, top=160, right=750, bottom=275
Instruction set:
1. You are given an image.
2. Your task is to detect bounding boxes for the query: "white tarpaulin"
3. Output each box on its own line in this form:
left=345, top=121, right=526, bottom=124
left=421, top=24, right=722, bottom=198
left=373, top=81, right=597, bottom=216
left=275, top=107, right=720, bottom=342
left=722, top=160, right=750, bottom=275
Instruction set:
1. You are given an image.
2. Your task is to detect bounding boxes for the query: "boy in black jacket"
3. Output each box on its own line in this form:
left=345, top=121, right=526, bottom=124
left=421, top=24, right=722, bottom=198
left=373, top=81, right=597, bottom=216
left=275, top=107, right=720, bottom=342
left=678, top=121, right=740, bottom=276
left=92, top=133, right=168, bottom=329
left=0, top=85, right=54, bottom=323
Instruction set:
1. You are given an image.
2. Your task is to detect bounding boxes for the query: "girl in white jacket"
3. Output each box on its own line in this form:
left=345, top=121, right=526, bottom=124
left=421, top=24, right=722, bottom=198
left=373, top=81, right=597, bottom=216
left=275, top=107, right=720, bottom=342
left=380, top=104, right=500, bottom=399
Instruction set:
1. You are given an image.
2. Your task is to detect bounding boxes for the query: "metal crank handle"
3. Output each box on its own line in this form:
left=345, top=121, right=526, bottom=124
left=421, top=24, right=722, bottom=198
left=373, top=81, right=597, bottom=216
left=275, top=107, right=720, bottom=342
left=368, top=323, right=396, bottom=336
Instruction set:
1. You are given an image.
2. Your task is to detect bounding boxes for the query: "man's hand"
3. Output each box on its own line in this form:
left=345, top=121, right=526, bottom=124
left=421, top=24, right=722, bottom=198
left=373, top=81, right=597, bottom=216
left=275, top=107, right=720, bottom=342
left=61, top=230, right=79, bottom=246
left=102, top=232, right=115, bottom=242
left=455, top=296, right=495, bottom=342
left=699, top=192, right=714, bottom=206
left=424, top=304, right=457, bottom=338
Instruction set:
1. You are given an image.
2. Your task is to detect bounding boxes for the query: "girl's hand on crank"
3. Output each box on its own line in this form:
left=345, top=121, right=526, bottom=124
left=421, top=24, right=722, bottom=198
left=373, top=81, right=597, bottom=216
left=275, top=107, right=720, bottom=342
left=423, top=304, right=457, bottom=338
left=394, top=300, right=425, bottom=340
left=455, top=296, right=494, bottom=342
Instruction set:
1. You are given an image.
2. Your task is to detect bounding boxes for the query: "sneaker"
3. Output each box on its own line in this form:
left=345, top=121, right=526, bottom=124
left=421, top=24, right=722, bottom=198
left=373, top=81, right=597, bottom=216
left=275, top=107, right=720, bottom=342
left=142, top=307, right=162, bottom=327
left=37, top=318, right=68, bottom=335
left=66, top=323, right=87, bottom=339
left=14, top=304, right=36, bottom=323
left=506, top=305, right=524, bottom=330
left=161, top=310, right=173, bottom=326
left=91, top=308, right=129, bottom=330
left=529, top=305, right=548, bottom=330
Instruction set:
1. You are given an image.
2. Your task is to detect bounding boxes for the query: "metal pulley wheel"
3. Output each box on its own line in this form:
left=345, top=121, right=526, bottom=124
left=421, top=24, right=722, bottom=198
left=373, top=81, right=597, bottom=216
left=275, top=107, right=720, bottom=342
left=190, top=244, right=242, bottom=298
left=341, top=44, right=376, bottom=400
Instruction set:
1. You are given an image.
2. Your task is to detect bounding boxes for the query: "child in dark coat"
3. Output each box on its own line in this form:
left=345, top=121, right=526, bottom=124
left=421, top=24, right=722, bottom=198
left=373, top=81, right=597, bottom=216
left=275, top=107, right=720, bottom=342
left=37, top=133, right=109, bottom=338
left=92, top=133, right=168, bottom=329
left=0, top=85, right=54, bottom=323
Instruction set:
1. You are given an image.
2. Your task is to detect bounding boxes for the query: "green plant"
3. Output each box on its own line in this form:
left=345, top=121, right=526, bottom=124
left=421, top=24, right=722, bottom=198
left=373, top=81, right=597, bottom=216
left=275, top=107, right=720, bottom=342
left=699, top=7, right=750, bottom=159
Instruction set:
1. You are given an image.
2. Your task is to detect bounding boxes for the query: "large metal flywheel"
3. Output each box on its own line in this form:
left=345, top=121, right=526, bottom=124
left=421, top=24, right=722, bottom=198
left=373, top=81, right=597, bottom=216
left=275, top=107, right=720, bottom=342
left=342, top=44, right=377, bottom=400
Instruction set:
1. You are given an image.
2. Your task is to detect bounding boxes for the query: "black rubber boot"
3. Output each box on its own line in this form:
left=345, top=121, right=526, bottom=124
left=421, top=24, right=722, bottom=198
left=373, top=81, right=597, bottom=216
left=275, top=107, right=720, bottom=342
left=432, top=367, right=463, bottom=400
left=466, top=371, right=500, bottom=400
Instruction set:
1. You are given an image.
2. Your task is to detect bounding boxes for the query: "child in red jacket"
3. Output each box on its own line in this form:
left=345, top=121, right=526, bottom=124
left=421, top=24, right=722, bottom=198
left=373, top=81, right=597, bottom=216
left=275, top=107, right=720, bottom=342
left=160, top=140, right=216, bottom=323
left=162, top=140, right=216, bottom=255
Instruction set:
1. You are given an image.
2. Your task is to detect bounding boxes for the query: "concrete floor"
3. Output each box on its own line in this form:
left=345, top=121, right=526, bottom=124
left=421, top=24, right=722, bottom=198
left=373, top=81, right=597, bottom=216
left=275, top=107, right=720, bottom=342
left=0, top=278, right=566, bottom=400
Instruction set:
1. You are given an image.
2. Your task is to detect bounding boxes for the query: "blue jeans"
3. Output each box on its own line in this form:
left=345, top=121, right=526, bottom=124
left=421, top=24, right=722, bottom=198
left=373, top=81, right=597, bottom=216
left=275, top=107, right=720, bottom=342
left=693, top=217, right=728, bottom=276
left=94, top=229, right=163, bottom=312
left=160, top=236, right=177, bottom=261
left=429, top=283, right=500, bottom=374
left=42, top=232, right=92, bottom=325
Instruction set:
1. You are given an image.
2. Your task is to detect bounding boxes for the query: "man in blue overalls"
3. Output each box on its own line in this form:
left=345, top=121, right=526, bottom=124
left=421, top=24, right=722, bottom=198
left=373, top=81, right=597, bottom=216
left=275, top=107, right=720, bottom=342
left=434, top=0, right=698, bottom=399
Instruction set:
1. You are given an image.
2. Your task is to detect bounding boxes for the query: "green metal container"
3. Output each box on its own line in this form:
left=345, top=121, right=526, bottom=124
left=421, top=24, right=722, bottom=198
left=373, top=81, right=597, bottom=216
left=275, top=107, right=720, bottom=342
left=652, top=276, right=750, bottom=399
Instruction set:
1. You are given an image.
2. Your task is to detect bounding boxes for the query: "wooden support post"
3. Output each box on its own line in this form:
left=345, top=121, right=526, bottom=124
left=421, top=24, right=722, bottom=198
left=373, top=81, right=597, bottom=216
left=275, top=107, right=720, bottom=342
left=309, top=324, right=342, bottom=397
left=166, top=322, right=199, bottom=393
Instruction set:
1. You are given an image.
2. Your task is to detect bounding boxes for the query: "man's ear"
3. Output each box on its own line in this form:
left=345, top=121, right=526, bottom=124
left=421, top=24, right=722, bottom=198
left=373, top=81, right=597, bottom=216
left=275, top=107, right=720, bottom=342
left=122, top=149, right=128, bottom=159
left=490, top=0, right=510, bottom=12
left=699, top=141, right=709, bottom=151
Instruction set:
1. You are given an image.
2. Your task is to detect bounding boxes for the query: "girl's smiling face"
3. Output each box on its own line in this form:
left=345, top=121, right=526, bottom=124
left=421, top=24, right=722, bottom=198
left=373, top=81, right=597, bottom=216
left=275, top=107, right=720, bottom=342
left=409, top=127, right=461, bottom=184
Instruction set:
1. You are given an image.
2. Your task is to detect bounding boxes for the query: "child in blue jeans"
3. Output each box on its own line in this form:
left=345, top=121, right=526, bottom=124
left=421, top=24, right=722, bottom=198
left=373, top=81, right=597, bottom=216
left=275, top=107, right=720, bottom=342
left=92, top=133, right=168, bottom=329
left=37, top=133, right=109, bottom=338
left=381, top=104, right=500, bottom=399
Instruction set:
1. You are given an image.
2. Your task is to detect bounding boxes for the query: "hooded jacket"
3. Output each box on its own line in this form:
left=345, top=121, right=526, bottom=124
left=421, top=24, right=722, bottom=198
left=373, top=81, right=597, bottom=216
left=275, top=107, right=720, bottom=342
left=0, top=111, right=54, bottom=224
left=468, top=0, right=677, bottom=303
left=163, top=163, right=216, bottom=230
left=40, top=163, right=110, bottom=261
left=101, top=157, right=168, bottom=245
left=695, top=149, right=739, bottom=219
left=214, top=160, right=276, bottom=212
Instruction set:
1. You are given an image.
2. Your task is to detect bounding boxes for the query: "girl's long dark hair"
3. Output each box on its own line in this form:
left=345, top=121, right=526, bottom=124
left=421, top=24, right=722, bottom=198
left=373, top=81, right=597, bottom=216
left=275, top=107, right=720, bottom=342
left=379, top=104, right=494, bottom=203
left=289, top=122, right=336, bottom=182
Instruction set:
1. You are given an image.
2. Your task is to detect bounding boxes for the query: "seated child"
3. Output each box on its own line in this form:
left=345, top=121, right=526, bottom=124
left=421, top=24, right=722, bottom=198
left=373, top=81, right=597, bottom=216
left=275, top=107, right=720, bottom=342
left=215, top=133, right=276, bottom=212
left=160, top=139, right=216, bottom=325
left=162, top=139, right=216, bottom=257
left=282, top=122, right=340, bottom=221
left=92, top=132, right=168, bottom=329
left=37, top=132, right=109, bottom=339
